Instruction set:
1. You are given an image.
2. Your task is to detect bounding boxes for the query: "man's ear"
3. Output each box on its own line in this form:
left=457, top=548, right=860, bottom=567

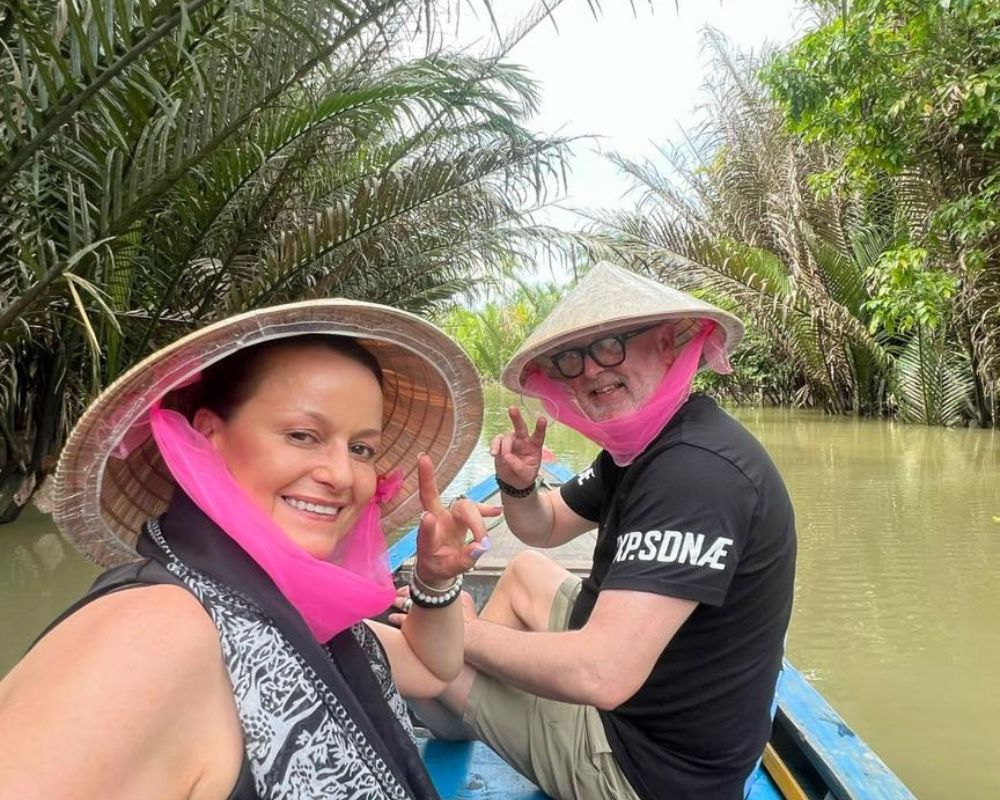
left=192, top=408, right=221, bottom=441
left=655, top=322, right=676, bottom=353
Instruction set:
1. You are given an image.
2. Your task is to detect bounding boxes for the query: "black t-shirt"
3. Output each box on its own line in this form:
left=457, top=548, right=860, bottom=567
left=561, top=395, right=796, bottom=800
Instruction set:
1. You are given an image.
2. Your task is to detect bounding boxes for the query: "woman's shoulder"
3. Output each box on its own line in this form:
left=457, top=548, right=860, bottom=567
left=4, top=582, right=223, bottom=709
left=61, top=581, right=217, bottom=658
left=0, top=584, right=242, bottom=800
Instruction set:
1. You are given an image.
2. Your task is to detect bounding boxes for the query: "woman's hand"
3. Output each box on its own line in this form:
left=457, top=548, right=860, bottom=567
left=414, top=454, right=500, bottom=587
left=373, top=456, right=497, bottom=690
left=489, top=406, right=547, bottom=491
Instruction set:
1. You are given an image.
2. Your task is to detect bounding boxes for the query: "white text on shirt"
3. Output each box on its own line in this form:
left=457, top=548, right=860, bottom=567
left=613, top=530, right=733, bottom=570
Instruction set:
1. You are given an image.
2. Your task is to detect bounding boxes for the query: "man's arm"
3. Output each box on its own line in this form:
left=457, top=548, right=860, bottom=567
left=500, top=483, right=595, bottom=548
left=491, top=406, right=596, bottom=547
left=463, top=588, right=696, bottom=709
left=471, top=444, right=753, bottom=709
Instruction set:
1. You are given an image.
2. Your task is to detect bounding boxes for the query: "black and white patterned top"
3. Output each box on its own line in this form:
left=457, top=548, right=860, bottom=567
left=148, top=519, right=414, bottom=800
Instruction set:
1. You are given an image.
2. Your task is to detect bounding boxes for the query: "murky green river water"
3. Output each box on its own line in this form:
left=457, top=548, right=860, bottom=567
left=2, top=389, right=998, bottom=798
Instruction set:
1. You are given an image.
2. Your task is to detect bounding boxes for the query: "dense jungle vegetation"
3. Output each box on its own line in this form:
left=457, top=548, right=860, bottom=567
left=0, top=0, right=575, bottom=520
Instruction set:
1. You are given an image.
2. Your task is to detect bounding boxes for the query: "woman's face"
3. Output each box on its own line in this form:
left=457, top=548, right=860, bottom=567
left=194, top=344, right=383, bottom=560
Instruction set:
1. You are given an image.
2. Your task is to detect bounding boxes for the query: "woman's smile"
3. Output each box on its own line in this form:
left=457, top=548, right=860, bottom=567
left=283, top=496, right=343, bottom=517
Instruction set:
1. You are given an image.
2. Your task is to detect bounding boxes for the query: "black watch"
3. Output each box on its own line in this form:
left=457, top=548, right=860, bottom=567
left=496, top=474, right=538, bottom=498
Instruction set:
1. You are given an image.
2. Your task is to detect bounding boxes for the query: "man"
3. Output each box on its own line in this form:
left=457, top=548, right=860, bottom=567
left=433, top=261, right=797, bottom=800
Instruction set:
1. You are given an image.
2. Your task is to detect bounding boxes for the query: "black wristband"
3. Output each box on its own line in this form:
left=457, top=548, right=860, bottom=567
left=496, top=474, right=537, bottom=498
left=408, top=572, right=463, bottom=609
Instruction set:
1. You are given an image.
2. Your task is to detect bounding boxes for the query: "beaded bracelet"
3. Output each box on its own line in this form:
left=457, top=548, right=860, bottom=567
left=496, top=474, right=537, bottom=498
left=408, top=570, right=464, bottom=609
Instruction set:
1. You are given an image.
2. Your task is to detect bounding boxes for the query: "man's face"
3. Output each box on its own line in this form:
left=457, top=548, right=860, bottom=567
left=546, top=323, right=675, bottom=422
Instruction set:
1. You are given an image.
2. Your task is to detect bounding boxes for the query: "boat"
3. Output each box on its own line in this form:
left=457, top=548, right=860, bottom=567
left=387, top=461, right=916, bottom=800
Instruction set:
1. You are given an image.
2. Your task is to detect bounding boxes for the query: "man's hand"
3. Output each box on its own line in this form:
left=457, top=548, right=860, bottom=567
left=414, top=454, right=500, bottom=586
left=490, top=406, right=547, bottom=490
left=459, top=591, right=478, bottom=624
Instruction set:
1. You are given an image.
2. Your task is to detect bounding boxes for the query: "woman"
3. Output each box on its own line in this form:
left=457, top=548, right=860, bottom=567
left=0, top=299, right=492, bottom=800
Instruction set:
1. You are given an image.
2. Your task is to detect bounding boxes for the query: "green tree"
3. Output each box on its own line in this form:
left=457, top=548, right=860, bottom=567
left=0, top=0, right=574, bottom=521
left=762, top=0, right=1000, bottom=425
left=584, top=26, right=984, bottom=428
left=586, top=31, right=895, bottom=416
left=437, top=279, right=566, bottom=379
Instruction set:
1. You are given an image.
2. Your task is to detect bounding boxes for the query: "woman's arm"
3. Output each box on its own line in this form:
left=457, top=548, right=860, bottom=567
left=367, top=597, right=463, bottom=698
left=367, top=455, right=496, bottom=697
left=0, top=584, right=243, bottom=800
left=365, top=505, right=473, bottom=696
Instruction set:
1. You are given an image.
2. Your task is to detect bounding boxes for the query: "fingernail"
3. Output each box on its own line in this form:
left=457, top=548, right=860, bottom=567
left=470, top=537, right=492, bottom=559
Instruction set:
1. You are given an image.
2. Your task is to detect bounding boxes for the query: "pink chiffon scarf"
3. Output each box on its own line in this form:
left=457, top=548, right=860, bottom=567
left=148, top=403, right=397, bottom=641
left=524, top=321, right=729, bottom=466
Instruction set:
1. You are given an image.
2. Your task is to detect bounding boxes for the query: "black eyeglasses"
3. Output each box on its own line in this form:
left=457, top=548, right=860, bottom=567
left=548, top=325, right=659, bottom=379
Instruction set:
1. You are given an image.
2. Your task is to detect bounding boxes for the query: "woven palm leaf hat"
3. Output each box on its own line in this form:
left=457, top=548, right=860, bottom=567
left=501, top=260, right=745, bottom=395
left=54, top=299, right=483, bottom=567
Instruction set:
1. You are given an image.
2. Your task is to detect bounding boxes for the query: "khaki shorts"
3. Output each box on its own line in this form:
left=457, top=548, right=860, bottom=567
left=462, top=576, right=641, bottom=800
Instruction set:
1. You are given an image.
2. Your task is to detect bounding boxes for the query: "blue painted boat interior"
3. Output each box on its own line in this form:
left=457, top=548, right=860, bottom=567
left=418, top=740, right=550, bottom=799
left=417, top=736, right=788, bottom=799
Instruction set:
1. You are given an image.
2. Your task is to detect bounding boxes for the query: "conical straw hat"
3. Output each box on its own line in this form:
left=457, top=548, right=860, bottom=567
left=501, top=261, right=744, bottom=395
left=54, top=299, right=483, bottom=567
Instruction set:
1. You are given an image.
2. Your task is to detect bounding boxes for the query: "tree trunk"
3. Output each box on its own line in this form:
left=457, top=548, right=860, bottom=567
left=0, top=347, right=67, bottom=524
left=958, top=313, right=993, bottom=428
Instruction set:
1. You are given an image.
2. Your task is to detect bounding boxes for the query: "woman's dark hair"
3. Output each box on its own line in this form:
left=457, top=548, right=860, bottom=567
left=191, top=334, right=383, bottom=420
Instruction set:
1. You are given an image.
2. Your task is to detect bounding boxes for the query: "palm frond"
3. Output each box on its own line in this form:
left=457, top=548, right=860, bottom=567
left=0, top=0, right=575, bottom=519
left=894, top=327, right=975, bottom=426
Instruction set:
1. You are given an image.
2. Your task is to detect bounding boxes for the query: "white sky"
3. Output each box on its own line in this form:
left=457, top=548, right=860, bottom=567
left=449, top=1, right=811, bottom=253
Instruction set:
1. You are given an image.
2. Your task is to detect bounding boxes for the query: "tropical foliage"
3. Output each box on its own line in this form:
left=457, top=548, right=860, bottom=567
left=437, top=279, right=566, bottom=379
left=762, top=0, right=1000, bottom=425
left=583, top=12, right=997, bottom=428
left=0, top=0, right=573, bottom=521
left=583, top=31, right=896, bottom=416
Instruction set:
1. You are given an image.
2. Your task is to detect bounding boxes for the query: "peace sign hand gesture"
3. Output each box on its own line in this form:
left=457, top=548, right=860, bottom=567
left=489, top=406, right=547, bottom=491
left=413, top=454, right=500, bottom=587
